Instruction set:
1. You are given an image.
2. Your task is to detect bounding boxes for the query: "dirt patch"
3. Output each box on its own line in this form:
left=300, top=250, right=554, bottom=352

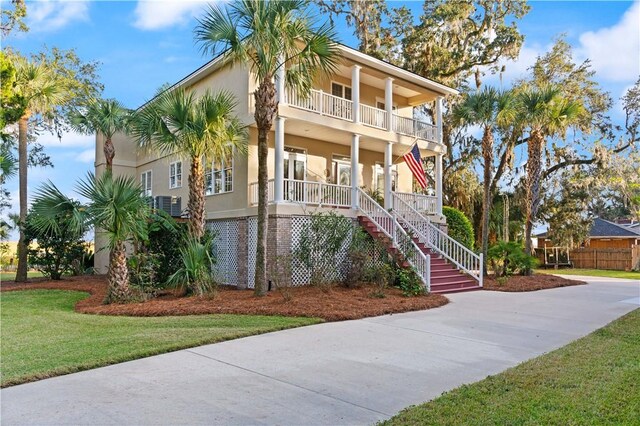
left=1, top=276, right=449, bottom=322
left=483, top=274, right=586, bottom=292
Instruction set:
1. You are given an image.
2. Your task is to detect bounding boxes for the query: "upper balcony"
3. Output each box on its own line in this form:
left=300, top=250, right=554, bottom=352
left=285, top=88, right=438, bottom=142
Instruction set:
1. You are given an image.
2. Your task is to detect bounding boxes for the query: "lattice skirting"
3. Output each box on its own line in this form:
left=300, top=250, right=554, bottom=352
left=209, top=215, right=388, bottom=288
left=207, top=220, right=240, bottom=286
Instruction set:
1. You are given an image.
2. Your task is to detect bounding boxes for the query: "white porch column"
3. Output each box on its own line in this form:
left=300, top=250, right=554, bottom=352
left=436, top=152, right=443, bottom=215
left=276, top=56, right=286, bottom=104
left=351, top=134, right=360, bottom=210
left=436, top=96, right=443, bottom=144
left=274, top=117, right=285, bottom=203
left=384, top=141, right=393, bottom=210
left=352, top=65, right=361, bottom=123
left=385, top=77, right=394, bottom=131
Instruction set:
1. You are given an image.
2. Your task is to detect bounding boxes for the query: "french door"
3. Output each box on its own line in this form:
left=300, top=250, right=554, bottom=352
left=283, top=149, right=306, bottom=202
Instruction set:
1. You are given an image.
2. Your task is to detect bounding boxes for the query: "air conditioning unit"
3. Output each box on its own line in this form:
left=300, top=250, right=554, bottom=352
left=154, top=196, right=182, bottom=217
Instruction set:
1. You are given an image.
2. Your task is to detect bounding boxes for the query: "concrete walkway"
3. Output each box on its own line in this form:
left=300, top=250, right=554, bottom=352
left=2, top=276, right=638, bottom=425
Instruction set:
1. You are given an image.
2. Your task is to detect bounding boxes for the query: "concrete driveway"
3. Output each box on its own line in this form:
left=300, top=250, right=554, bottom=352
left=2, top=276, right=638, bottom=425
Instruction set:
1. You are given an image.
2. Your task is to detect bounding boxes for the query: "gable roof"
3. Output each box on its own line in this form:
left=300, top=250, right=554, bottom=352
left=590, top=218, right=640, bottom=238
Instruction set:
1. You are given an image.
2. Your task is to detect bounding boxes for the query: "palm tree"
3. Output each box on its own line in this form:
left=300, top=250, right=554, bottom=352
left=131, top=88, right=247, bottom=239
left=70, top=98, right=132, bottom=172
left=11, top=55, right=66, bottom=282
left=31, top=173, right=151, bottom=303
left=517, top=85, right=583, bottom=259
left=195, top=0, right=340, bottom=295
left=453, top=87, right=514, bottom=274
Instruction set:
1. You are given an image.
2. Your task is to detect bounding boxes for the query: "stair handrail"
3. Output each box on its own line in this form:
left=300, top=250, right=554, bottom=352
left=392, top=193, right=483, bottom=287
left=357, top=188, right=431, bottom=291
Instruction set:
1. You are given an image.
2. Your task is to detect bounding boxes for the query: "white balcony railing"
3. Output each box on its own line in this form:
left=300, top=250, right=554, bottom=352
left=394, top=192, right=438, bottom=215
left=393, top=114, right=437, bottom=141
left=283, top=88, right=439, bottom=142
left=249, top=179, right=351, bottom=208
left=286, top=88, right=353, bottom=121
left=359, top=104, right=387, bottom=129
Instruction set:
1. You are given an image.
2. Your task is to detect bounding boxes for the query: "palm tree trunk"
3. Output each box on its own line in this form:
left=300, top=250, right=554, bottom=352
left=253, top=78, right=277, bottom=296
left=187, top=156, right=206, bottom=239
left=105, top=240, right=130, bottom=303
left=15, top=114, right=29, bottom=283
left=524, top=130, right=544, bottom=263
left=104, top=136, right=115, bottom=173
left=481, top=127, right=493, bottom=276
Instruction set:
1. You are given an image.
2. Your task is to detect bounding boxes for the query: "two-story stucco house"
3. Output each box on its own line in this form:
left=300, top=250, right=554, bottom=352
left=95, top=44, right=483, bottom=293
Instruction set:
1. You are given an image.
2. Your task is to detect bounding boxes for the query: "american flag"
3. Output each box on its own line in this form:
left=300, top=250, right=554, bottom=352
left=403, top=144, right=427, bottom=189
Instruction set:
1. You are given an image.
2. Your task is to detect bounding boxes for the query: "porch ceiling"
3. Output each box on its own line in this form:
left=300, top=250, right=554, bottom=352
left=333, top=63, right=435, bottom=102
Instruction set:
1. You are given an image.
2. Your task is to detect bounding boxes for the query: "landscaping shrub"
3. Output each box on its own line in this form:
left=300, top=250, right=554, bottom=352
left=145, top=211, right=186, bottom=284
left=294, top=211, right=353, bottom=290
left=128, top=251, right=162, bottom=298
left=394, top=267, right=425, bottom=297
left=487, top=240, right=539, bottom=277
left=442, top=206, right=474, bottom=250
left=167, top=235, right=216, bottom=296
left=24, top=210, right=88, bottom=280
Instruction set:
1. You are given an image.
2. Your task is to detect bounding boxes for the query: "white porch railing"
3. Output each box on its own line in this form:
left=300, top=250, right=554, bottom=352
left=392, top=193, right=483, bottom=286
left=394, top=192, right=438, bottom=215
left=286, top=88, right=353, bottom=121
left=249, top=179, right=351, bottom=207
left=359, top=104, right=387, bottom=129
left=358, top=188, right=431, bottom=291
left=393, top=114, right=438, bottom=141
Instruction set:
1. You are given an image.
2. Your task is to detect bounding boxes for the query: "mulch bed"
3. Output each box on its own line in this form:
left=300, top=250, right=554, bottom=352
left=483, top=273, right=586, bottom=292
left=0, top=276, right=449, bottom=322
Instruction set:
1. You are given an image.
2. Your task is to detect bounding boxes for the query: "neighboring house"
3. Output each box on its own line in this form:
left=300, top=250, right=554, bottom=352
left=538, top=218, right=640, bottom=250
left=94, top=44, right=482, bottom=293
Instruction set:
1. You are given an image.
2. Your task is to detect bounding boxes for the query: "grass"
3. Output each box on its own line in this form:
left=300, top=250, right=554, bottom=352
left=0, top=271, right=45, bottom=281
left=381, top=308, right=640, bottom=425
left=536, top=268, right=640, bottom=280
left=1, top=290, right=321, bottom=387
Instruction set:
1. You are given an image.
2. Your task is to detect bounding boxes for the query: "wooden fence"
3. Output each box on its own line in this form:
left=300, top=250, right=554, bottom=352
left=569, top=246, right=640, bottom=271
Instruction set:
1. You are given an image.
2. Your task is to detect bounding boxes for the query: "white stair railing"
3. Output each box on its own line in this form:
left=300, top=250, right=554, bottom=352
left=357, top=188, right=431, bottom=291
left=392, top=193, right=483, bottom=286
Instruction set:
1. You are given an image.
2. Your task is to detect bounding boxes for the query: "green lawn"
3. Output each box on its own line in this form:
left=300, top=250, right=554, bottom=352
left=381, top=308, right=640, bottom=425
left=537, top=268, right=640, bottom=280
left=1, top=290, right=320, bottom=387
left=0, top=271, right=44, bottom=281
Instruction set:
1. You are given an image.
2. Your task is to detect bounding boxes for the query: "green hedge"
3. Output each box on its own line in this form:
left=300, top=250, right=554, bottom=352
left=442, top=206, right=474, bottom=250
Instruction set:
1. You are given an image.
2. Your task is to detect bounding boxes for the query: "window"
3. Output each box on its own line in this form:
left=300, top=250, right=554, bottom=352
left=169, top=161, right=182, bottom=189
left=205, top=153, right=233, bottom=195
left=331, top=82, right=352, bottom=100
left=141, top=170, right=152, bottom=197
left=332, top=155, right=351, bottom=186
left=374, top=163, right=397, bottom=193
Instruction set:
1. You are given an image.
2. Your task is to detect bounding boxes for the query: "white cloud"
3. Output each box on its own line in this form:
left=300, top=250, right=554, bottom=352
left=76, top=149, right=95, bottom=164
left=132, top=0, right=210, bottom=31
left=577, top=2, right=640, bottom=83
left=27, top=0, right=90, bottom=32
left=37, top=131, right=94, bottom=148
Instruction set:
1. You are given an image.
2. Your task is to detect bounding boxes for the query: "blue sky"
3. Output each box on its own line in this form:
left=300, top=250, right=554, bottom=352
left=2, top=0, right=639, bottom=239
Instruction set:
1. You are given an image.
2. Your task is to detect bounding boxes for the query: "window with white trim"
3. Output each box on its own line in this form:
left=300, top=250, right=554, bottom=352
left=205, top=152, right=233, bottom=195
left=374, top=163, right=397, bottom=193
left=331, top=82, right=352, bottom=100
left=169, top=161, right=182, bottom=189
left=141, top=170, right=152, bottom=197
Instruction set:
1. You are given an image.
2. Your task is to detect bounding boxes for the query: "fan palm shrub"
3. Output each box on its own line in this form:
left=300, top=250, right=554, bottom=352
left=167, top=236, right=216, bottom=297
left=195, top=0, right=340, bottom=295
left=31, top=173, right=151, bottom=303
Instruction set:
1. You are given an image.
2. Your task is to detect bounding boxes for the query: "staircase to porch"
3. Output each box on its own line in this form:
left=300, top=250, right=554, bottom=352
left=357, top=189, right=483, bottom=294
